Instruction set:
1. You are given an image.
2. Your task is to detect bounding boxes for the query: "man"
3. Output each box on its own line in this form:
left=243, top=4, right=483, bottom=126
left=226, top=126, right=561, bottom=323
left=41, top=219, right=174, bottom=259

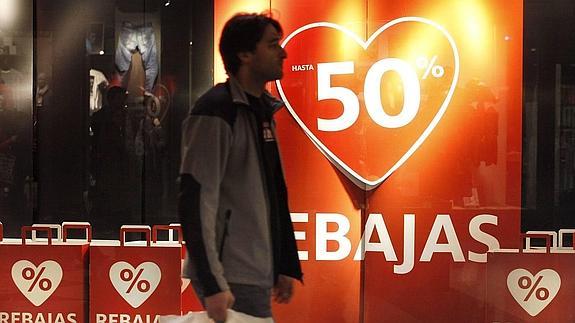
left=179, top=13, right=303, bottom=322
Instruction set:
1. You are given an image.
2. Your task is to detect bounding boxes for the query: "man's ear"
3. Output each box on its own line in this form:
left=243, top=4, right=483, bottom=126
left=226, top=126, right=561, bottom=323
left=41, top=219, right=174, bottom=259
left=237, top=51, right=253, bottom=65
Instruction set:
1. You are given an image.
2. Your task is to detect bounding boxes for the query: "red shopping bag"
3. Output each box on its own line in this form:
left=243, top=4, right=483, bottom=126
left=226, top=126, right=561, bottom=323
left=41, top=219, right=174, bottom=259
left=0, top=224, right=90, bottom=323
left=152, top=224, right=204, bottom=314
left=90, top=225, right=181, bottom=322
left=486, top=233, right=575, bottom=322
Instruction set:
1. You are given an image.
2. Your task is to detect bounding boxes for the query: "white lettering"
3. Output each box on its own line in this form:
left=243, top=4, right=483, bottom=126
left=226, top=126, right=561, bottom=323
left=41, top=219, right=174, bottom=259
left=291, top=213, right=309, bottom=260
left=364, top=58, right=420, bottom=128
left=353, top=213, right=397, bottom=261
left=22, top=312, right=33, bottom=323
left=290, top=211, right=502, bottom=273
left=96, top=314, right=107, bottom=323
left=317, top=58, right=421, bottom=131
left=317, top=62, right=359, bottom=131
left=394, top=214, right=416, bottom=274
left=316, top=213, right=351, bottom=260
left=120, top=314, right=130, bottom=323
left=420, top=214, right=465, bottom=262
left=291, top=64, right=315, bottom=72
left=0, top=313, right=77, bottom=323
left=468, top=214, right=500, bottom=263
left=54, top=313, right=66, bottom=323
left=94, top=314, right=160, bottom=323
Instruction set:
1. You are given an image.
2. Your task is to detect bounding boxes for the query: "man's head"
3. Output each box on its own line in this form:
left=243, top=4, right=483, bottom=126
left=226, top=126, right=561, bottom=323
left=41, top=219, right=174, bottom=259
left=106, top=86, right=128, bottom=110
left=219, top=13, right=286, bottom=81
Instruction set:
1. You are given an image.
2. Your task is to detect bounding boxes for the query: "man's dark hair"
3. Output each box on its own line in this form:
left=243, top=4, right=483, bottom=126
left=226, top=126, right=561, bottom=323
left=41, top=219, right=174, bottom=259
left=219, top=13, right=282, bottom=76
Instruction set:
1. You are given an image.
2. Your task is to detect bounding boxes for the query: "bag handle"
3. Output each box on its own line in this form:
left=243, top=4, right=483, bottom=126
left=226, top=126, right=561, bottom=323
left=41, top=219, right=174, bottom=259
left=31, top=223, right=62, bottom=242
left=120, top=225, right=151, bottom=247
left=62, top=222, right=92, bottom=242
left=21, top=226, right=53, bottom=245
left=558, top=229, right=575, bottom=249
left=152, top=224, right=183, bottom=244
left=520, top=233, right=552, bottom=253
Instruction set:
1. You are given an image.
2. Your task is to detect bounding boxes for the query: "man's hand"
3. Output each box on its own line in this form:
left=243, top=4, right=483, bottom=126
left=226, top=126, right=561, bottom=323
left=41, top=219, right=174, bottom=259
left=273, top=275, right=294, bottom=304
left=205, top=290, right=234, bottom=322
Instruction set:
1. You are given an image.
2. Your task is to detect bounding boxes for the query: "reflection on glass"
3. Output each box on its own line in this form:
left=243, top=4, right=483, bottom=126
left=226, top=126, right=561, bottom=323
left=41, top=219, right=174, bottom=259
left=0, top=0, right=33, bottom=237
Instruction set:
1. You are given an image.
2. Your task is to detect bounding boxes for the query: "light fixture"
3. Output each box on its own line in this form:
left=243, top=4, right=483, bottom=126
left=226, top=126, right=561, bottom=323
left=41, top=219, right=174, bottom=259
left=164, top=1, right=170, bottom=6
left=99, top=50, right=105, bottom=55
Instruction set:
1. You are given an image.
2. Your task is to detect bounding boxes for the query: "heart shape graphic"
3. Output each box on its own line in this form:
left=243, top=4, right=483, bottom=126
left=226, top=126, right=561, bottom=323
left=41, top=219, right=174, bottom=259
left=109, top=261, right=161, bottom=308
left=11, top=260, right=63, bottom=306
left=507, top=268, right=561, bottom=317
left=276, top=17, right=460, bottom=190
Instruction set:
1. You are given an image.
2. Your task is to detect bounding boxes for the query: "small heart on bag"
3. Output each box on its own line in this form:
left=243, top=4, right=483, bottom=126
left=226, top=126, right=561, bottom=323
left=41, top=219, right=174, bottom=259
left=109, top=261, right=161, bottom=308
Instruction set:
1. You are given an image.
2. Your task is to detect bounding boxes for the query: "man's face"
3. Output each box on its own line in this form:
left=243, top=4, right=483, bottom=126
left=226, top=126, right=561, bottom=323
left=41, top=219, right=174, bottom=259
left=247, top=24, right=287, bottom=82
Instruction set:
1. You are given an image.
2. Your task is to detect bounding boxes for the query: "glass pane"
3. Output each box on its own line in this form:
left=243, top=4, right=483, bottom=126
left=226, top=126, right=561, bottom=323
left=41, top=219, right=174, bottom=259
left=0, top=0, right=33, bottom=237
left=33, top=0, right=191, bottom=239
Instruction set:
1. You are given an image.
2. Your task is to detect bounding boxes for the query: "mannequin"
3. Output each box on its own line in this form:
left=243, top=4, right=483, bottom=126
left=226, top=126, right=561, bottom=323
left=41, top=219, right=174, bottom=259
left=0, top=55, right=23, bottom=112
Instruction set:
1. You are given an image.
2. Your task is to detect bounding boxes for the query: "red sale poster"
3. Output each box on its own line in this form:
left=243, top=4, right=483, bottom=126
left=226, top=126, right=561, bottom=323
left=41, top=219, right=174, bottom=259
left=214, top=1, right=522, bottom=322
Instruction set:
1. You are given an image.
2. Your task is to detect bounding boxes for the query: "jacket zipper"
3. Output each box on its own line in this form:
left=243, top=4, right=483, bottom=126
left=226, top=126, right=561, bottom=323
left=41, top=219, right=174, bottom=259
left=218, top=210, right=232, bottom=262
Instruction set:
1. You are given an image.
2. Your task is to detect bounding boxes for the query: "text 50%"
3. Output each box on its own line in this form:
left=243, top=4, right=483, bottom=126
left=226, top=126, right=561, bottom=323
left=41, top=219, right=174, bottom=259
left=120, top=268, right=151, bottom=293
left=518, top=275, right=550, bottom=301
left=315, top=55, right=448, bottom=131
left=22, top=266, right=52, bottom=292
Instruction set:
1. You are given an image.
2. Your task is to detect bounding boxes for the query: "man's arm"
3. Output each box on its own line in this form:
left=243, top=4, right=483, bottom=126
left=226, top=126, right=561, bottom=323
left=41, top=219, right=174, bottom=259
left=178, top=110, right=233, bottom=296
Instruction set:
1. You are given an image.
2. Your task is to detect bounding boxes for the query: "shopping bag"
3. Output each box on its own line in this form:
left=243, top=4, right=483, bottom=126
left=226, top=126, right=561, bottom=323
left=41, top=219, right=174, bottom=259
left=90, top=225, right=181, bottom=322
left=0, top=224, right=90, bottom=322
left=152, top=223, right=204, bottom=313
left=486, top=232, right=575, bottom=322
left=159, top=309, right=274, bottom=323
left=159, top=311, right=211, bottom=323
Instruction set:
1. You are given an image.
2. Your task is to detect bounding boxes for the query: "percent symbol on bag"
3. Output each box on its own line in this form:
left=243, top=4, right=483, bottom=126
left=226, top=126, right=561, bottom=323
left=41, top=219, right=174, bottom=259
left=22, top=266, right=52, bottom=292
left=120, top=268, right=151, bottom=293
left=416, top=55, right=445, bottom=79
left=518, top=275, right=550, bottom=301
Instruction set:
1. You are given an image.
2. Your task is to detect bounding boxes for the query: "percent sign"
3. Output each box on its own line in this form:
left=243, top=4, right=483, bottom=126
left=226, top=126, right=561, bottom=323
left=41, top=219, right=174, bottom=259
left=120, top=268, right=151, bottom=293
left=416, top=55, right=445, bottom=79
left=22, top=266, right=52, bottom=292
left=518, top=275, right=550, bottom=301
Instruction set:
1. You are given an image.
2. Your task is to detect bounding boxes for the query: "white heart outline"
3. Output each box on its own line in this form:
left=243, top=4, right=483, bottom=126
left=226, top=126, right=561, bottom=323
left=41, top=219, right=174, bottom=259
left=275, top=17, right=460, bottom=190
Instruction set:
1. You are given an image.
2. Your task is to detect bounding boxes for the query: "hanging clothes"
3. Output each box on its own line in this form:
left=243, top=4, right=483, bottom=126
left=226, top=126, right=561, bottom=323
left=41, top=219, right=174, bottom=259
left=115, top=22, right=158, bottom=92
left=90, top=69, right=109, bottom=114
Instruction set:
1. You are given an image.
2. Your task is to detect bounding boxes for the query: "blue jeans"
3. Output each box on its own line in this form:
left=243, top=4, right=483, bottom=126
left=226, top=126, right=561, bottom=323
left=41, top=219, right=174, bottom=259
left=191, top=280, right=273, bottom=318
left=115, top=22, right=158, bottom=91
